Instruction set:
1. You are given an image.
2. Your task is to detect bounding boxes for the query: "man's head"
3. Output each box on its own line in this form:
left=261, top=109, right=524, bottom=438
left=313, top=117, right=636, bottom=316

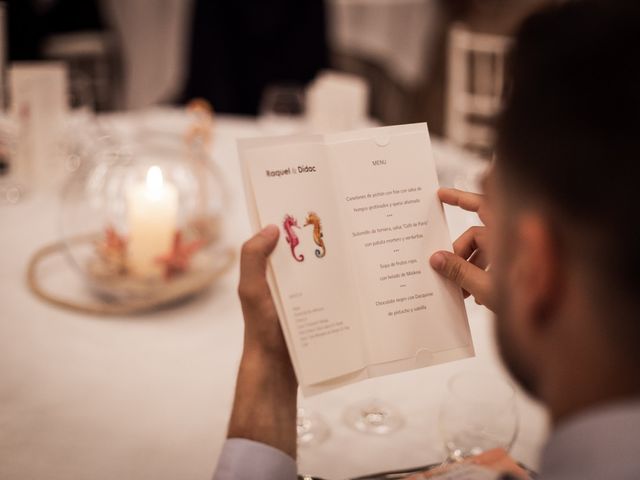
left=488, top=0, right=640, bottom=416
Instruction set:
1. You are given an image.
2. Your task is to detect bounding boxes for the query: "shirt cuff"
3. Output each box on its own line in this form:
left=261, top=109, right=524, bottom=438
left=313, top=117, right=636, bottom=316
left=213, top=438, right=297, bottom=480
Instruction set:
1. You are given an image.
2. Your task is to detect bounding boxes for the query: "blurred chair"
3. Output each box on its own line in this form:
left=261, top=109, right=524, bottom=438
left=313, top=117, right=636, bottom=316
left=327, top=0, right=445, bottom=126
left=445, top=23, right=511, bottom=157
left=101, top=0, right=193, bottom=110
left=328, top=0, right=442, bottom=89
left=6, top=0, right=118, bottom=110
left=42, top=31, right=118, bottom=110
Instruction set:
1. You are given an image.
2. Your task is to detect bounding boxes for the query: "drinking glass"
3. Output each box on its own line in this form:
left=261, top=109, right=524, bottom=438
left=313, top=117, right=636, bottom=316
left=343, top=396, right=404, bottom=435
left=258, top=84, right=306, bottom=135
left=439, top=371, right=518, bottom=461
left=297, top=389, right=330, bottom=447
left=297, top=407, right=330, bottom=447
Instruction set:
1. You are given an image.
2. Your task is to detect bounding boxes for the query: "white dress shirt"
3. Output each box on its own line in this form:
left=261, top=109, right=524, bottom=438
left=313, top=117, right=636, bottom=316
left=213, top=398, right=640, bottom=479
left=213, top=438, right=297, bottom=480
left=539, top=398, right=640, bottom=480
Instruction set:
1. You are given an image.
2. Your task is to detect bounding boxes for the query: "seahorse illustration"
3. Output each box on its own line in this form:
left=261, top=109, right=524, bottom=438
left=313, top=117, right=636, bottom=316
left=283, top=214, right=304, bottom=262
left=304, top=212, right=326, bottom=258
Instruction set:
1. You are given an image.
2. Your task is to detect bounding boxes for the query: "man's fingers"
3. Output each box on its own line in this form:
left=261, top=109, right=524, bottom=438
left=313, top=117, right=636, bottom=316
left=452, top=226, right=487, bottom=260
left=438, top=188, right=483, bottom=212
left=430, top=250, right=493, bottom=307
left=438, top=188, right=490, bottom=224
left=238, top=225, right=279, bottom=302
left=469, top=249, right=490, bottom=271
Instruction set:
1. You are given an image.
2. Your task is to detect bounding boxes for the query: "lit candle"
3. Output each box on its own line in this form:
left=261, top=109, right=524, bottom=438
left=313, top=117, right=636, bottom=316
left=127, top=166, right=178, bottom=277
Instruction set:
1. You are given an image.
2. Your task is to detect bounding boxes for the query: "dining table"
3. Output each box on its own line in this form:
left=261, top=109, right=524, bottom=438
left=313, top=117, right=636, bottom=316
left=0, top=110, right=548, bottom=480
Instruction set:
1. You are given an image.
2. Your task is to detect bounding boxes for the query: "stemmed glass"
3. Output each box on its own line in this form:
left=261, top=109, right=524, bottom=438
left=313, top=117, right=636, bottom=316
left=439, top=371, right=519, bottom=462
left=297, top=390, right=330, bottom=447
left=343, top=396, right=404, bottom=435
left=343, top=377, right=404, bottom=436
left=258, top=84, right=306, bottom=135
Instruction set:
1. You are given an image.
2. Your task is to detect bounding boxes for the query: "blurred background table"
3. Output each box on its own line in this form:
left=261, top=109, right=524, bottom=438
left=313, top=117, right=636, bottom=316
left=0, top=112, right=547, bottom=480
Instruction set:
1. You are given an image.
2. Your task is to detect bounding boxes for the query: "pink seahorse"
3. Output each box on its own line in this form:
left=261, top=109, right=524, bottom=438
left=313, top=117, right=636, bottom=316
left=283, top=214, right=304, bottom=262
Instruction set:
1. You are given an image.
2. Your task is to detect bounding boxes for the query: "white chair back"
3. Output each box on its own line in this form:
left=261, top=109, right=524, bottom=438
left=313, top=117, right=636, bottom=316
left=445, top=23, right=511, bottom=156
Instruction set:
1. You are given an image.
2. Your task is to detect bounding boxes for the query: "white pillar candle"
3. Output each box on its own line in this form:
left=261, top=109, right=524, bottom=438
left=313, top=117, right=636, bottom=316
left=126, top=166, right=178, bottom=277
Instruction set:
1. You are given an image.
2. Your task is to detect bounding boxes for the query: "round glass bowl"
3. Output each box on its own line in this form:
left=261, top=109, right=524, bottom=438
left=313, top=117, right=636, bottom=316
left=60, top=124, right=229, bottom=306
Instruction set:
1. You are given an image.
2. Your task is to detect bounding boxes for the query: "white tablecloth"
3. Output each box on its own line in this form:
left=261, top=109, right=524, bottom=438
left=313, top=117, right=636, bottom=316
left=0, top=114, right=548, bottom=480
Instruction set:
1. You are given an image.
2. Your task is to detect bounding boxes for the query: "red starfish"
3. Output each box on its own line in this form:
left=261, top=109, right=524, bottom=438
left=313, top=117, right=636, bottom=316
left=101, top=226, right=127, bottom=253
left=94, top=225, right=128, bottom=275
left=155, top=231, right=204, bottom=279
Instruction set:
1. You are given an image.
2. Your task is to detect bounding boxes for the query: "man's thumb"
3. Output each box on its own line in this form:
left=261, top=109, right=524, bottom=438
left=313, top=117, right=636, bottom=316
left=430, top=250, right=486, bottom=300
left=239, top=225, right=279, bottom=293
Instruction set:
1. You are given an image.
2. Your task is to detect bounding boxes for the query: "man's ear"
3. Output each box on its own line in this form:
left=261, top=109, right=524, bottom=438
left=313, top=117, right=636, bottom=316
left=511, top=213, right=564, bottom=329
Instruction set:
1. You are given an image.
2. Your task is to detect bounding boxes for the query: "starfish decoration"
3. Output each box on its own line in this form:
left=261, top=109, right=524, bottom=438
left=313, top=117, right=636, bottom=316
left=101, top=226, right=127, bottom=252
left=95, top=226, right=128, bottom=274
left=155, top=231, right=204, bottom=280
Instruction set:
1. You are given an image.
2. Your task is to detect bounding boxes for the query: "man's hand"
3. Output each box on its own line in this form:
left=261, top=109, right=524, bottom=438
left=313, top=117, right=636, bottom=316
left=238, top=224, right=291, bottom=363
left=228, top=225, right=298, bottom=459
left=430, top=188, right=496, bottom=312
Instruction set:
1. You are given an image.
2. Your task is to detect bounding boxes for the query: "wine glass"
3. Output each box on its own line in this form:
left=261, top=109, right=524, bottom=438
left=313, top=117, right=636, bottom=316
left=343, top=397, right=404, bottom=435
left=439, top=371, right=518, bottom=462
left=258, top=84, right=306, bottom=135
left=297, top=407, right=330, bottom=447
left=297, top=390, right=330, bottom=447
left=343, top=379, right=405, bottom=436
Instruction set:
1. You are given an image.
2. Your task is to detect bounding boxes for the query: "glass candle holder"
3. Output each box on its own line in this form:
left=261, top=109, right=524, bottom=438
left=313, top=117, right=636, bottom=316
left=60, top=124, right=227, bottom=303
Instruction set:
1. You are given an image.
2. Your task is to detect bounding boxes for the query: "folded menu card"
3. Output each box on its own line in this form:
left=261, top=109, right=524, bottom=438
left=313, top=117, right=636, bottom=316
left=239, top=123, right=474, bottom=395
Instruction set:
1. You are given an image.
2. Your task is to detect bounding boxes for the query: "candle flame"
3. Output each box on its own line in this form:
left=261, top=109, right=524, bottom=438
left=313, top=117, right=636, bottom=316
left=146, top=166, right=164, bottom=193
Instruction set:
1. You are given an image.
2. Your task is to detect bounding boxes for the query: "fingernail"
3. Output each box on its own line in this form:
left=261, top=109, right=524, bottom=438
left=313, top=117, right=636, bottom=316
left=430, top=252, right=446, bottom=271
left=261, top=224, right=279, bottom=238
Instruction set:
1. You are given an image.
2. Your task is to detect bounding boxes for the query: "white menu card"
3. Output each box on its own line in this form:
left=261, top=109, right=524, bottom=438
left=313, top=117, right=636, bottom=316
left=9, top=62, right=68, bottom=187
left=239, top=123, right=474, bottom=395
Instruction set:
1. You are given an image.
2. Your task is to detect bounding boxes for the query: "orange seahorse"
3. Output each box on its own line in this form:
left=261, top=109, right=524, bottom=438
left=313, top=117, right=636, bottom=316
left=304, top=212, right=326, bottom=258
left=283, top=214, right=304, bottom=262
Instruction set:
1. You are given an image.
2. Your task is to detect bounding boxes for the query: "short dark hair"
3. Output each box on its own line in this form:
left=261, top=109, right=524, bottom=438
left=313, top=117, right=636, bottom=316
left=496, top=1, right=640, bottom=344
